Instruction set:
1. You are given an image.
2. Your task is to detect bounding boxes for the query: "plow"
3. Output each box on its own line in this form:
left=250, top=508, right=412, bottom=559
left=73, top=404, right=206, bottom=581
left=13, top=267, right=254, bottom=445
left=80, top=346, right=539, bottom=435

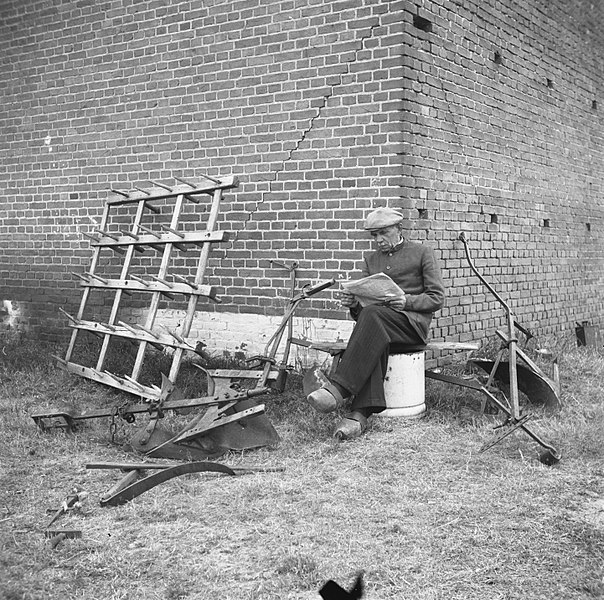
left=426, top=233, right=561, bottom=464
left=33, top=276, right=336, bottom=462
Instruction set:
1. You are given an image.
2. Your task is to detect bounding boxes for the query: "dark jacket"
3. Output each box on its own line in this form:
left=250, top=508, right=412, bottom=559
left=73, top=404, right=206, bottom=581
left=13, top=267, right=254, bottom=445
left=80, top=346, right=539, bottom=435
left=352, top=240, right=445, bottom=343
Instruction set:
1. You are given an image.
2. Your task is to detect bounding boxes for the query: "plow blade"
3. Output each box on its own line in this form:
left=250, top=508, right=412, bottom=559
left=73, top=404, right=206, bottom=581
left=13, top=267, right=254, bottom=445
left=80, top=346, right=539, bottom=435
left=471, top=360, right=561, bottom=413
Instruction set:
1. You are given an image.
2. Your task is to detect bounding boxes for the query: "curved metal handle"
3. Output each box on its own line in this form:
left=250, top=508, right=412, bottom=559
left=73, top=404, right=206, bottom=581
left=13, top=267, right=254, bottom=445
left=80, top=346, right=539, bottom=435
left=302, top=278, right=336, bottom=297
left=458, top=232, right=509, bottom=312
left=458, top=233, right=533, bottom=341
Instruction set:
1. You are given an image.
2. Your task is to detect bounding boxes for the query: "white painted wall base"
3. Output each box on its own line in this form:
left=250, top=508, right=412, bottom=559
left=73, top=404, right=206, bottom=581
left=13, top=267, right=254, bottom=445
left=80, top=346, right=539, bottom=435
left=151, top=309, right=355, bottom=369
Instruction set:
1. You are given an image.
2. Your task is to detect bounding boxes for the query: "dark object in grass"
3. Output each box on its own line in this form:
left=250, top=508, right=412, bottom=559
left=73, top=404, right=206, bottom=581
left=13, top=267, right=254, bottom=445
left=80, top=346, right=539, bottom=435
left=539, top=448, right=561, bottom=466
left=95, top=460, right=276, bottom=507
left=320, top=572, right=364, bottom=599
left=45, top=529, right=82, bottom=549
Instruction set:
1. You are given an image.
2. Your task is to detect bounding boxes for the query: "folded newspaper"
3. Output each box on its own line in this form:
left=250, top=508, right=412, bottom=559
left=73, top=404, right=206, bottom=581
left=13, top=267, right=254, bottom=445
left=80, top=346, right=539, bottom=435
left=341, top=273, right=405, bottom=307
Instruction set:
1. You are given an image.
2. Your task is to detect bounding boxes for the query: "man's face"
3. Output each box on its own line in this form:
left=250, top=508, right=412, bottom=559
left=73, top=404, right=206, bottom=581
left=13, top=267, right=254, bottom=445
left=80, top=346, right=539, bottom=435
left=370, top=225, right=401, bottom=253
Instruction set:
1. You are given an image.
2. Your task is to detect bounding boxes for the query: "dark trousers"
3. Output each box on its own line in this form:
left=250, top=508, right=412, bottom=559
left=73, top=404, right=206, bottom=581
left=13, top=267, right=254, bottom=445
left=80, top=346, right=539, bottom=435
left=330, top=305, right=424, bottom=412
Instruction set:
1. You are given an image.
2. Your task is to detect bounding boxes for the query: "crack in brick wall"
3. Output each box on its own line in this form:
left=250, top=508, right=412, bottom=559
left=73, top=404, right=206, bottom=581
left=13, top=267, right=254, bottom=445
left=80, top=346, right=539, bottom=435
left=226, top=16, right=382, bottom=250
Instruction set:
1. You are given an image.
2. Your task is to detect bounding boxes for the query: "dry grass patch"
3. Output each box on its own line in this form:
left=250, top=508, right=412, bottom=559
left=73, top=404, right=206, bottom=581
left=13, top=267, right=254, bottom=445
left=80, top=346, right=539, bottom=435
left=1, top=334, right=603, bottom=599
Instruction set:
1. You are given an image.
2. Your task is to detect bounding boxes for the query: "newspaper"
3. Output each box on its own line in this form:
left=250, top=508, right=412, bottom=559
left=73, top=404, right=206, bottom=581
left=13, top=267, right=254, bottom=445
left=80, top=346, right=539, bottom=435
left=341, top=273, right=405, bottom=307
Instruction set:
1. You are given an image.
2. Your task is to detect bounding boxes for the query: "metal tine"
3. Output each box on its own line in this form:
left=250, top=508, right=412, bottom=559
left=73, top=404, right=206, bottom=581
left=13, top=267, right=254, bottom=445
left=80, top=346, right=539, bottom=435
left=117, top=320, right=138, bottom=335
left=149, top=275, right=176, bottom=299
left=125, top=325, right=164, bottom=351
left=123, top=374, right=145, bottom=392
left=87, top=273, right=131, bottom=296
left=198, top=173, right=221, bottom=184
left=157, top=224, right=188, bottom=251
left=103, top=370, right=124, bottom=384
left=149, top=180, right=173, bottom=192
left=138, top=224, right=161, bottom=239
left=132, top=323, right=160, bottom=340
left=93, top=229, right=127, bottom=254
left=172, top=178, right=202, bottom=203
left=134, top=186, right=151, bottom=196
left=110, top=188, right=130, bottom=198
left=174, top=274, right=198, bottom=290
left=118, top=321, right=162, bottom=350
left=71, top=271, right=91, bottom=282
left=123, top=230, right=145, bottom=252
left=161, top=325, right=192, bottom=347
left=52, top=354, right=69, bottom=366
left=174, top=176, right=196, bottom=188
left=160, top=224, right=185, bottom=238
left=59, top=307, right=80, bottom=325
left=144, top=201, right=161, bottom=214
left=81, top=231, right=101, bottom=243
left=130, top=274, right=150, bottom=286
left=161, top=324, right=184, bottom=342
left=88, top=273, right=109, bottom=285
left=94, top=229, right=121, bottom=242
left=102, top=322, right=117, bottom=332
left=150, top=275, right=173, bottom=288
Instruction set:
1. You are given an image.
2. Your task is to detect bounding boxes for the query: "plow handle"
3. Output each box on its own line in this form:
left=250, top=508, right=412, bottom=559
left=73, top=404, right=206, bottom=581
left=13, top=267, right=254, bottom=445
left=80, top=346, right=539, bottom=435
left=458, top=233, right=533, bottom=341
left=301, top=278, right=336, bottom=298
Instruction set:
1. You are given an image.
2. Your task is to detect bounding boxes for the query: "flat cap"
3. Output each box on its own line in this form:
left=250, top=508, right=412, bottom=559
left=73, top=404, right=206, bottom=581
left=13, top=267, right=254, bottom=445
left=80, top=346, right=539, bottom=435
left=363, top=207, right=405, bottom=230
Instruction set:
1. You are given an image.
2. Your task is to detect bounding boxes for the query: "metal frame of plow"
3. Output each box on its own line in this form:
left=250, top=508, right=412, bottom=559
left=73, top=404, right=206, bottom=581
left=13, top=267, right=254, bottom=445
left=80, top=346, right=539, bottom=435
left=453, top=232, right=561, bottom=465
left=86, top=461, right=285, bottom=506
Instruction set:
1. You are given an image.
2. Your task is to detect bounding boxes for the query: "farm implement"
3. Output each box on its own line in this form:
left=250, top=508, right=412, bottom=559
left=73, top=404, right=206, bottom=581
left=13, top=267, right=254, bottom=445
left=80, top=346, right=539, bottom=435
left=426, top=233, right=562, bottom=464
left=31, top=175, right=335, bottom=461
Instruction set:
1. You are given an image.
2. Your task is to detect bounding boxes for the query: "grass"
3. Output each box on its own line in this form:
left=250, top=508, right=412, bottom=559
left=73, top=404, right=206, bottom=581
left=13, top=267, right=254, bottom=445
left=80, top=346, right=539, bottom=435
left=0, top=332, right=603, bottom=599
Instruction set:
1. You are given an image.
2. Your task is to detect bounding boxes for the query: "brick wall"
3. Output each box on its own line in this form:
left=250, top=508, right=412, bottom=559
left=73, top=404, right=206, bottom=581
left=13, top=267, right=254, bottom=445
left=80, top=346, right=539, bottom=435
left=1, top=0, right=603, bottom=356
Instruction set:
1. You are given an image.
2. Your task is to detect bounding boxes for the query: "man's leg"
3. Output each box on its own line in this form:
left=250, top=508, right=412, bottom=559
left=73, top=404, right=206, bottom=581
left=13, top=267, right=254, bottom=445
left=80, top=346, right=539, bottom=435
left=330, top=305, right=424, bottom=412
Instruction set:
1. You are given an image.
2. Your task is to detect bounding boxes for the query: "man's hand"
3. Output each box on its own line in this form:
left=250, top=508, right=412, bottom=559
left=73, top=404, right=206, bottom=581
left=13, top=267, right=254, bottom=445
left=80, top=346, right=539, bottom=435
left=339, top=290, right=359, bottom=308
left=384, top=296, right=406, bottom=312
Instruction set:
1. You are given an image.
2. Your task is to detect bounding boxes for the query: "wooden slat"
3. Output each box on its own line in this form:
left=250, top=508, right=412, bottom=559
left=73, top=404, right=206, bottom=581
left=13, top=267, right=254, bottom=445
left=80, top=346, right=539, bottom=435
left=96, top=200, right=148, bottom=372
left=427, top=341, right=480, bottom=352
left=206, top=369, right=281, bottom=381
left=90, top=230, right=228, bottom=249
left=67, top=320, right=196, bottom=351
left=79, top=279, right=218, bottom=299
left=106, top=176, right=239, bottom=206
left=168, top=186, right=224, bottom=383
left=131, top=194, right=186, bottom=381
left=64, top=203, right=111, bottom=363
left=291, top=338, right=479, bottom=354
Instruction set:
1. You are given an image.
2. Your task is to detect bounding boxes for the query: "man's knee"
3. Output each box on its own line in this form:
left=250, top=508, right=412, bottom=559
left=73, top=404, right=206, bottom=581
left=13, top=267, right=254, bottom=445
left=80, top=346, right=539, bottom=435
left=356, top=304, right=388, bottom=325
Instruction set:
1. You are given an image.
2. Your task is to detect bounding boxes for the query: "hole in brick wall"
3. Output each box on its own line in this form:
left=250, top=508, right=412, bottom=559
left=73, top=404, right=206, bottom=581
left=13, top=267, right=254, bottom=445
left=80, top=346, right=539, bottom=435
left=413, top=14, right=433, bottom=33
left=418, top=208, right=429, bottom=219
left=592, top=100, right=598, bottom=110
left=490, top=214, right=498, bottom=224
left=586, top=222, right=591, bottom=232
left=543, top=219, right=551, bottom=228
left=546, top=78, right=554, bottom=89
left=493, top=51, right=503, bottom=65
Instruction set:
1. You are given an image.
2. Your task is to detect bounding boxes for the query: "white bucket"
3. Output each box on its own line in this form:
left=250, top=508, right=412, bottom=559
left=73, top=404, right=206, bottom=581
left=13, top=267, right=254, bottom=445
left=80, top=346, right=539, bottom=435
left=378, top=351, right=426, bottom=418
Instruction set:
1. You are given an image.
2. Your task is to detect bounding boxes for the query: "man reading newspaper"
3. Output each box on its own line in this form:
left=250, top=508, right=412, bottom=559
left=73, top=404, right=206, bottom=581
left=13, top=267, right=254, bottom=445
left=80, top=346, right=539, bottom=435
left=306, top=207, right=445, bottom=439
